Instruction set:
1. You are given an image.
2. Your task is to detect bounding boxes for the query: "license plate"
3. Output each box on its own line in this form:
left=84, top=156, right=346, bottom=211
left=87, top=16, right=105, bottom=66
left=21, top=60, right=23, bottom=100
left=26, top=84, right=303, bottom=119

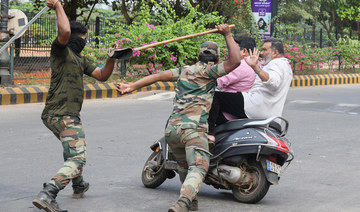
left=266, top=160, right=281, bottom=175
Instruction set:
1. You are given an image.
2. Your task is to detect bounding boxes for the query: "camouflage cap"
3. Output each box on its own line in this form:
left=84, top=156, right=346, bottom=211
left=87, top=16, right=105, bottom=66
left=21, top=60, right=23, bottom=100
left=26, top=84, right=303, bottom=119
left=199, top=41, right=220, bottom=58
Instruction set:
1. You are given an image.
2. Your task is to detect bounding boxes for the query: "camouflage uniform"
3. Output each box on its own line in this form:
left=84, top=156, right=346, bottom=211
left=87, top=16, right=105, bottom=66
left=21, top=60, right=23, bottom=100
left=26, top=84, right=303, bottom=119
left=42, top=116, right=86, bottom=189
left=165, top=41, right=226, bottom=202
left=41, top=37, right=96, bottom=190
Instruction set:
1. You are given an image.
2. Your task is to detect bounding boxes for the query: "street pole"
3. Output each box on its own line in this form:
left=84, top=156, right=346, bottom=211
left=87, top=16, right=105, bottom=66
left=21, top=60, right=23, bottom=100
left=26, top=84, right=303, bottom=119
left=270, top=0, right=278, bottom=37
left=0, top=0, right=11, bottom=85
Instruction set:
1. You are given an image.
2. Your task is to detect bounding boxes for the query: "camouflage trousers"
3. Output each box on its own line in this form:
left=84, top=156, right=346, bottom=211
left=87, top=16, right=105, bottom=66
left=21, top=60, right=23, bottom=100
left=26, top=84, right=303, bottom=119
left=165, top=124, right=211, bottom=202
left=42, top=116, right=86, bottom=190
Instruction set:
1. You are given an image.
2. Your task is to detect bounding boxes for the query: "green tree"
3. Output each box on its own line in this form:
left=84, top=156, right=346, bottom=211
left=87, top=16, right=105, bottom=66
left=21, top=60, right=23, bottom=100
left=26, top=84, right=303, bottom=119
left=9, top=0, right=23, bottom=6
left=275, top=0, right=312, bottom=43
left=310, top=0, right=349, bottom=44
left=278, top=0, right=313, bottom=25
left=31, top=0, right=112, bottom=21
left=337, top=0, right=360, bottom=39
left=93, top=0, right=225, bottom=72
left=111, top=0, right=253, bottom=31
left=27, top=23, right=49, bottom=43
left=9, top=1, right=40, bottom=17
left=277, top=0, right=351, bottom=45
left=111, top=0, right=147, bottom=25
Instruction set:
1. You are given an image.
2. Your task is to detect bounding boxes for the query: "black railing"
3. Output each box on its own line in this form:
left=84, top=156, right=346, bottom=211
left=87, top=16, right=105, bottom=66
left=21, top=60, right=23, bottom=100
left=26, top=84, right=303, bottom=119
left=275, top=26, right=360, bottom=48
left=14, top=16, right=110, bottom=57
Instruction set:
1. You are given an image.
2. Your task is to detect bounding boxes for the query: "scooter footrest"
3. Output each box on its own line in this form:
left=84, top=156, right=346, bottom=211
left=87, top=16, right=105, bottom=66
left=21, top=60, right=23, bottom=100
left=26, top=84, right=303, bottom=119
left=164, top=161, right=178, bottom=170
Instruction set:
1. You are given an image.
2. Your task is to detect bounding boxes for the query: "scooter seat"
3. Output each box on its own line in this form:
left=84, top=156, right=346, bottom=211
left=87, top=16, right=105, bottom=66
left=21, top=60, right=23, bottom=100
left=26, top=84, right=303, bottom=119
left=215, top=118, right=282, bottom=135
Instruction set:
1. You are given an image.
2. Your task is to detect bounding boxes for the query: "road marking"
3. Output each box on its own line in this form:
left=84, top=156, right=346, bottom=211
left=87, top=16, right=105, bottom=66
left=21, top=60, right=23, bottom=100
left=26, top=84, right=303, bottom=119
left=287, top=100, right=360, bottom=115
left=137, top=96, right=360, bottom=115
left=138, top=91, right=175, bottom=101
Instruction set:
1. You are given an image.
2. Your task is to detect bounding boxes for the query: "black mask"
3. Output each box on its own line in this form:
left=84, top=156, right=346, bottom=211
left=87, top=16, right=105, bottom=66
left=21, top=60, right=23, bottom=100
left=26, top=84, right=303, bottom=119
left=68, top=35, right=86, bottom=56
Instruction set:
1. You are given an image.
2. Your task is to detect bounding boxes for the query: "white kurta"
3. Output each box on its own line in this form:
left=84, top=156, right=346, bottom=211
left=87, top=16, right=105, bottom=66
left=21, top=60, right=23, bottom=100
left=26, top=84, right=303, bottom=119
left=242, top=57, right=293, bottom=119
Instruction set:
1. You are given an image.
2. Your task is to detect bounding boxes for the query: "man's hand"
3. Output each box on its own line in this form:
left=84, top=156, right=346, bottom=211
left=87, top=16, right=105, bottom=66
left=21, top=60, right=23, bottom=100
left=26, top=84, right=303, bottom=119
left=245, top=48, right=260, bottom=68
left=116, top=83, right=133, bottom=94
left=111, top=43, right=119, bottom=49
left=107, top=42, right=121, bottom=58
left=46, top=0, right=61, bottom=10
left=245, top=48, right=269, bottom=81
left=216, top=24, right=231, bottom=36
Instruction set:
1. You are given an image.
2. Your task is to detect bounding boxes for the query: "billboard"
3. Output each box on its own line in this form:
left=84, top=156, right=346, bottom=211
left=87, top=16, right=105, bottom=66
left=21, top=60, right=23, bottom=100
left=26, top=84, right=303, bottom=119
left=252, top=0, right=272, bottom=39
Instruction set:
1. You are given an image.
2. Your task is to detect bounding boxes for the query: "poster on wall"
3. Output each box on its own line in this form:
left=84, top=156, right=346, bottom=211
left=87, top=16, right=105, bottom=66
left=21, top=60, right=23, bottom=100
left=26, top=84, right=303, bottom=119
left=252, top=0, right=272, bottom=39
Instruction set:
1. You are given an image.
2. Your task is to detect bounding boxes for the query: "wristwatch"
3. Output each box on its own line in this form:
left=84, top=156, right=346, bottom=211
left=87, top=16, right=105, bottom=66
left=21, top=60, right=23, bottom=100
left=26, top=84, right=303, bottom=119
left=255, top=67, right=262, bottom=74
left=52, top=0, right=61, bottom=9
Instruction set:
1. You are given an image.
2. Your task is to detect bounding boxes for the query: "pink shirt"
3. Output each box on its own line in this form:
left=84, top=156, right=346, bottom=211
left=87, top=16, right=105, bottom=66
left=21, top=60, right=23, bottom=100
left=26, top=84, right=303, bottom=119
left=216, top=57, right=256, bottom=92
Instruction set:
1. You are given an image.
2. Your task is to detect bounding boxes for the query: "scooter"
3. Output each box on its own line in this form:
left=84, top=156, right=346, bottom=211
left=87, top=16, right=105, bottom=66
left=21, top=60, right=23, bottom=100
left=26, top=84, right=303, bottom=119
left=141, top=116, right=294, bottom=203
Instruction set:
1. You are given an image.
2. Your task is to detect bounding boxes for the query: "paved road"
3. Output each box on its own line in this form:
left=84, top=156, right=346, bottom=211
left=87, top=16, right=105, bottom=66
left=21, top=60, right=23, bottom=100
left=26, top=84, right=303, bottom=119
left=1, top=84, right=360, bottom=212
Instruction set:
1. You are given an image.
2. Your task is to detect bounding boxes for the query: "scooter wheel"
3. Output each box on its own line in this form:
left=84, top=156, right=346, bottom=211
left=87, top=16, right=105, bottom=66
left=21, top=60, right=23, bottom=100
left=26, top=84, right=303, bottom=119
left=141, top=151, right=168, bottom=188
left=231, top=161, right=270, bottom=203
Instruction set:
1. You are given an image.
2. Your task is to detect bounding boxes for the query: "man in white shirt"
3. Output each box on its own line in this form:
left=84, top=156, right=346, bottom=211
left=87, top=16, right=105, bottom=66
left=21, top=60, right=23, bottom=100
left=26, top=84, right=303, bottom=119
left=244, top=38, right=293, bottom=119
left=208, top=38, right=293, bottom=136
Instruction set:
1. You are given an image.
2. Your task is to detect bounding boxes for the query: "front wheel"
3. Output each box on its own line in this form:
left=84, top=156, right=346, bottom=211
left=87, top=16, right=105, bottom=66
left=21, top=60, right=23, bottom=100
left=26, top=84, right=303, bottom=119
left=141, top=151, right=168, bottom=188
left=232, top=161, right=270, bottom=203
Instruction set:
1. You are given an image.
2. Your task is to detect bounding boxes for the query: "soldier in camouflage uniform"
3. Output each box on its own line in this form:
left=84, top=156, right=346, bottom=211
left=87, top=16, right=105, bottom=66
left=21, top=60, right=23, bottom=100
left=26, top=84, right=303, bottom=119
left=32, top=1, right=118, bottom=211
left=117, top=24, right=241, bottom=212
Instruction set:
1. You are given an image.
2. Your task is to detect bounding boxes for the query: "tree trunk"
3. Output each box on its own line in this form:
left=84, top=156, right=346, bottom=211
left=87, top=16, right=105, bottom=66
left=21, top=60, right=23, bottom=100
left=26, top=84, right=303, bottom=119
left=85, top=1, right=98, bottom=26
left=312, top=23, right=316, bottom=46
left=69, top=0, right=78, bottom=21
left=213, top=0, right=222, bottom=12
left=188, top=0, right=195, bottom=7
left=174, top=0, right=182, bottom=17
left=121, top=0, right=132, bottom=25
left=318, top=12, right=335, bottom=46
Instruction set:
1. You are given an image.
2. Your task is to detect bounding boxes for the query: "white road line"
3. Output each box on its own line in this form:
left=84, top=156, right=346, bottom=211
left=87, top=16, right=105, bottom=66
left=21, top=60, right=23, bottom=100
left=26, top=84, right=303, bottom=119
left=138, top=91, right=175, bottom=101
left=287, top=100, right=360, bottom=115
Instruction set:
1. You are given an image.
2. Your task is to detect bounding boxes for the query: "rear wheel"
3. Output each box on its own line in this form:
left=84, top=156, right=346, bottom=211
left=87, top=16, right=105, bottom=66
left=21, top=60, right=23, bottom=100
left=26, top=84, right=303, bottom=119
left=232, top=161, right=270, bottom=203
left=141, top=151, right=168, bottom=188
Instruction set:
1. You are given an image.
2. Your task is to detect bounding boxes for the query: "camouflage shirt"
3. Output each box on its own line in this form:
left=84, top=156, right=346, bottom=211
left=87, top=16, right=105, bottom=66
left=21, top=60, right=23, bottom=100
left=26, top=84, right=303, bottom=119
left=168, top=61, right=226, bottom=131
left=41, top=38, right=96, bottom=119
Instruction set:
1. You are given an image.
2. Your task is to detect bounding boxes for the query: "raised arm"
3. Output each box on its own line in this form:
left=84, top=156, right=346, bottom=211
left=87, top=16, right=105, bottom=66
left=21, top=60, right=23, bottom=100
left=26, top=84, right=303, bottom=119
left=47, top=0, right=70, bottom=45
left=216, top=24, right=241, bottom=74
left=245, top=48, right=270, bottom=82
left=116, top=70, right=173, bottom=94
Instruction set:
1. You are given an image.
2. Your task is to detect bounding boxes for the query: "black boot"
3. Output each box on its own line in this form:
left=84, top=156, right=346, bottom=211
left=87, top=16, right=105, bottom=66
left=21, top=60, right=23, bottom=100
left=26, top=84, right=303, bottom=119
left=189, top=196, right=198, bottom=211
left=32, top=183, right=67, bottom=212
left=168, top=196, right=191, bottom=212
left=72, top=180, right=89, bottom=199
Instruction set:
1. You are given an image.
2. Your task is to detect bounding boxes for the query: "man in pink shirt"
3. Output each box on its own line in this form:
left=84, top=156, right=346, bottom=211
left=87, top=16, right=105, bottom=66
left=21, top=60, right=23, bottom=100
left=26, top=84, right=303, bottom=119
left=208, top=36, right=256, bottom=137
left=216, top=40, right=256, bottom=93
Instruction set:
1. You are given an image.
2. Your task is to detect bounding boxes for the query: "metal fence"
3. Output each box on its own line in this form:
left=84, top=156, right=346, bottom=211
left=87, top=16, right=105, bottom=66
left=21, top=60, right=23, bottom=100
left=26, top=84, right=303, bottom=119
left=13, top=16, right=108, bottom=57
left=274, top=26, right=360, bottom=48
left=10, top=15, right=115, bottom=82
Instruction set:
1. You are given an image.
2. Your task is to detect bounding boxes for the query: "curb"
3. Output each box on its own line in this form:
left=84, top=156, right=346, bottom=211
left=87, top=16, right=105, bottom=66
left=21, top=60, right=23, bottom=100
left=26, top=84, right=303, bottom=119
left=1, top=74, right=360, bottom=105
left=291, top=73, right=360, bottom=87
left=0, top=82, right=176, bottom=105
